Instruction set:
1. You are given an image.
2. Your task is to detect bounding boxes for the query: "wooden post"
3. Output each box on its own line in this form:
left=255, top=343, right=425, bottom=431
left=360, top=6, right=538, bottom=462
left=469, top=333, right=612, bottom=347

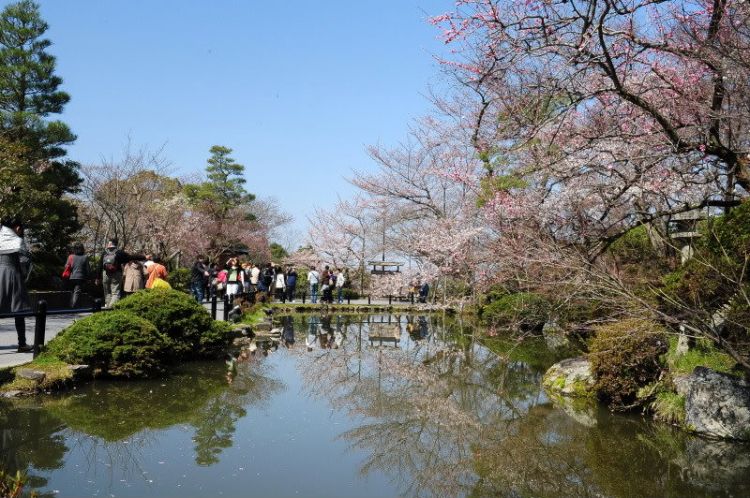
left=211, top=294, right=218, bottom=320
left=33, top=300, right=47, bottom=359
left=223, top=294, right=230, bottom=321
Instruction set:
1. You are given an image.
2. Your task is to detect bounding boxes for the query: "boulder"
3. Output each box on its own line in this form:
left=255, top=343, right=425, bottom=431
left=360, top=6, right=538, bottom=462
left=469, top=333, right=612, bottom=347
left=67, top=365, right=92, bottom=380
left=672, top=374, right=690, bottom=398
left=542, top=357, right=595, bottom=397
left=17, top=369, right=46, bottom=383
left=684, top=366, right=750, bottom=440
left=231, top=324, right=253, bottom=337
left=253, top=322, right=272, bottom=333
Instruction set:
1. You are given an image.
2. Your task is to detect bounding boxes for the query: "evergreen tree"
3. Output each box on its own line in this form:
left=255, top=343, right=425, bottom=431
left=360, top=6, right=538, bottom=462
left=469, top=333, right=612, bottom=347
left=186, top=145, right=254, bottom=218
left=0, top=0, right=80, bottom=252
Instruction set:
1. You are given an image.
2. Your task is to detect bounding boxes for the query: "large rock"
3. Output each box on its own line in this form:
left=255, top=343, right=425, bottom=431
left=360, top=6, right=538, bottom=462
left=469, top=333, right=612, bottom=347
left=542, top=357, right=595, bottom=397
left=17, top=369, right=46, bottom=383
left=684, top=366, right=750, bottom=440
left=253, top=322, right=272, bottom=333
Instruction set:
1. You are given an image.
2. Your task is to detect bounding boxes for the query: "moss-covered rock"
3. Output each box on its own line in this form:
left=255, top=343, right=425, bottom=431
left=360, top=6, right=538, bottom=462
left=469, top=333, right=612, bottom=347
left=542, top=357, right=595, bottom=397
left=114, top=289, right=231, bottom=359
left=45, top=311, right=166, bottom=378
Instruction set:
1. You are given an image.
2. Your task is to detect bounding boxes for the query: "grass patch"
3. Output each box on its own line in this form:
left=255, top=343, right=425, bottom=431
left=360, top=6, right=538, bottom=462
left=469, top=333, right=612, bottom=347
left=241, top=304, right=270, bottom=325
left=665, top=337, right=737, bottom=375
left=0, top=355, right=73, bottom=392
left=651, top=392, right=686, bottom=425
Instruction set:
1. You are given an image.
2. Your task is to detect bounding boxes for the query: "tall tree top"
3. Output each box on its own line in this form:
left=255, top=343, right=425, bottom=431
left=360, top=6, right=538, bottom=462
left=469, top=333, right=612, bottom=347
left=0, top=0, right=74, bottom=160
left=186, top=145, right=254, bottom=217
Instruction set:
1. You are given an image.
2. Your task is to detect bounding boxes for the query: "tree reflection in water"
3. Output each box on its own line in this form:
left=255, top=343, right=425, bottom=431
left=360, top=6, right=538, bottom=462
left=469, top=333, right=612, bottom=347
left=0, top=359, right=284, bottom=489
left=283, top=313, right=750, bottom=498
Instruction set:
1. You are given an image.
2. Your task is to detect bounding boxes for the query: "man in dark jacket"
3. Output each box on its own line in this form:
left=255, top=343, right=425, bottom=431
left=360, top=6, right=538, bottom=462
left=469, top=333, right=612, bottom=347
left=95, top=238, right=145, bottom=307
left=285, top=266, right=297, bottom=302
left=191, top=255, right=209, bottom=302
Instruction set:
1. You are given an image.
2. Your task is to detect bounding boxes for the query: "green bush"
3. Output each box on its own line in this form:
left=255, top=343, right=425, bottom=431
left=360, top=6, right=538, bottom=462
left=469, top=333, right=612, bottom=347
left=480, top=292, right=550, bottom=330
left=705, top=201, right=750, bottom=264
left=342, top=288, right=360, bottom=300
left=659, top=256, right=734, bottom=313
left=608, top=225, right=659, bottom=264
left=588, top=319, right=668, bottom=408
left=114, top=289, right=230, bottom=358
left=45, top=310, right=166, bottom=378
left=167, top=267, right=192, bottom=293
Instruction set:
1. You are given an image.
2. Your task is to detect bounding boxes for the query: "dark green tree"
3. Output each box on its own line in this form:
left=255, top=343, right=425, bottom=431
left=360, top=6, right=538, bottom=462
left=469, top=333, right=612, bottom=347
left=186, top=145, right=254, bottom=218
left=0, top=0, right=81, bottom=252
left=269, top=242, right=288, bottom=262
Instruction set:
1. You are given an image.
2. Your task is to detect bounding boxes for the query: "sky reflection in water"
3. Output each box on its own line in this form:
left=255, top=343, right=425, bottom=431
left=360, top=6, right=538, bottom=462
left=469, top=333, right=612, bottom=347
left=1, top=314, right=749, bottom=498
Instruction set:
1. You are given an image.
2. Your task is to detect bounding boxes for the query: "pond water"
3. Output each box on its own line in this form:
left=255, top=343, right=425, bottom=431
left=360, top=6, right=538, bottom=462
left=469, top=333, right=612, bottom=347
left=1, top=314, right=749, bottom=498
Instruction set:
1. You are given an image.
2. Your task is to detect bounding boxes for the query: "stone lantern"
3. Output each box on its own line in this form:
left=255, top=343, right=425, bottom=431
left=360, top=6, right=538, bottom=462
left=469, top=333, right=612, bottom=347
left=669, top=209, right=707, bottom=263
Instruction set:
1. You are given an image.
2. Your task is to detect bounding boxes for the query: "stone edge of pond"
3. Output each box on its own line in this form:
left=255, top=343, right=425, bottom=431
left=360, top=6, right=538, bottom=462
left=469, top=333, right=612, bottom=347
left=542, top=357, right=750, bottom=443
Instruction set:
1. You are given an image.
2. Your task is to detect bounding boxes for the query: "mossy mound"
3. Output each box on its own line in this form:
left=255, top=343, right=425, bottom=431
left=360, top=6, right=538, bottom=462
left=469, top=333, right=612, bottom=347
left=114, top=289, right=231, bottom=358
left=588, top=319, right=669, bottom=408
left=45, top=311, right=166, bottom=378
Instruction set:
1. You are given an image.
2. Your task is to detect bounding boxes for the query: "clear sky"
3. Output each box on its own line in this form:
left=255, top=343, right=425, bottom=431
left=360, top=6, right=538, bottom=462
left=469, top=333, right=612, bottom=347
left=16, top=0, right=452, bottom=245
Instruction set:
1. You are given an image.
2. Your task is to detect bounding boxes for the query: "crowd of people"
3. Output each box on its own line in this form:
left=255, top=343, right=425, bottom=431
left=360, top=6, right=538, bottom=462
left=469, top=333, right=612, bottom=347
left=1, top=214, right=427, bottom=352
left=187, top=256, right=349, bottom=305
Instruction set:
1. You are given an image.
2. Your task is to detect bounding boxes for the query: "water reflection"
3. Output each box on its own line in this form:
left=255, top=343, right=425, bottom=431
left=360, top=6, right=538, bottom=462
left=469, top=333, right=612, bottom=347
left=0, top=313, right=748, bottom=498
left=283, top=313, right=750, bottom=498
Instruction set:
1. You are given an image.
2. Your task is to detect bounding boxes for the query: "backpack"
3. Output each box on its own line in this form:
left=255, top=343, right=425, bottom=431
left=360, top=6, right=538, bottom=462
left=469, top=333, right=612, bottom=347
left=102, top=251, right=120, bottom=273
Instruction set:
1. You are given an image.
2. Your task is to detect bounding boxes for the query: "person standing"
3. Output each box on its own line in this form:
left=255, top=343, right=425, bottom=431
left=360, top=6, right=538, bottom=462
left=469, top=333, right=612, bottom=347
left=419, top=282, right=430, bottom=304
left=335, top=268, right=346, bottom=304
left=285, top=266, right=297, bottom=302
left=66, top=242, right=91, bottom=309
left=122, top=260, right=146, bottom=297
left=320, top=266, right=331, bottom=304
left=250, top=263, right=260, bottom=293
left=262, top=264, right=274, bottom=297
left=225, top=258, right=244, bottom=297
left=95, top=238, right=145, bottom=307
left=145, top=255, right=168, bottom=289
left=190, top=255, right=209, bottom=302
left=0, top=218, right=33, bottom=352
left=274, top=266, right=286, bottom=301
left=308, top=265, right=320, bottom=304
left=208, top=263, right=219, bottom=300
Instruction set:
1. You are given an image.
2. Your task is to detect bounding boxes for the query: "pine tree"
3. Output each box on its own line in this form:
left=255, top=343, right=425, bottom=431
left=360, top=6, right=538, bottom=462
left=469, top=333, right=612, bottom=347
left=186, top=145, right=255, bottom=218
left=0, top=0, right=81, bottom=252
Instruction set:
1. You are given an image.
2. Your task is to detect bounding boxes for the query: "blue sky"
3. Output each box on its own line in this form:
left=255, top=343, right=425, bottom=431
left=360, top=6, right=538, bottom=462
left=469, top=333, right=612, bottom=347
left=19, top=1, right=452, bottom=244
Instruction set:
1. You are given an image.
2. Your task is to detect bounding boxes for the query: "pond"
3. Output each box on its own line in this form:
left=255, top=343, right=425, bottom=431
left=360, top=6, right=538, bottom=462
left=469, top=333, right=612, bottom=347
left=1, top=313, right=749, bottom=497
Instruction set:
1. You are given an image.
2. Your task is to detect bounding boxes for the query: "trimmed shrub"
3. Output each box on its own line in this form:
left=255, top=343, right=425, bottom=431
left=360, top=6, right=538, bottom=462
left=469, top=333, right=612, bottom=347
left=45, top=310, right=166, bottom=378
left=342, top=288, right=360, bottom=300
left=166, top=267, right=192, bottom=294
left=480, top=292, right=550, bottom=330
left=114, top=289, right=230, bottom=358
left=588, top=319, right=668, bottom=408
